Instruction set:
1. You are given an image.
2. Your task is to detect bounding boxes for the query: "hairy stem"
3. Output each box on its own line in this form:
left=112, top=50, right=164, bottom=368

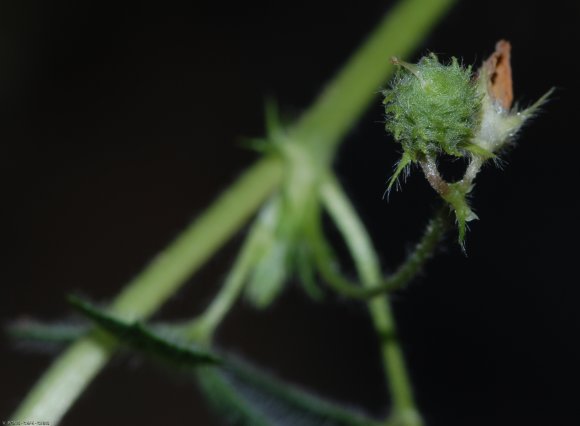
left=419, top=155, right=449, bottom=197
left=461, top=155, right=484, bottom=186
left=314, top=184, right=447, bottom=299
left=321, top=175, right=422, bottom=426
left=383, top=208, right=447, bottom=291
left=13, top=0, right=456, bottom=422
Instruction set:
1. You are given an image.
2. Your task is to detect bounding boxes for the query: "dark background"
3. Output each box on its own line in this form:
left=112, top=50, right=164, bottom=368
left=2, top=0, right=579, bottom=425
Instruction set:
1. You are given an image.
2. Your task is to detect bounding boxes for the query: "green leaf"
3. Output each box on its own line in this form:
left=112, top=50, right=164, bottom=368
left=441, top=182, right=478, bottom=248
left=245, top=239, right=289, bottom=309
left=198, top=357, right=380, bottom=426
left=67, top=296, right=378, bottom=426
left=243, top=197, right=291, bottom=309
left=294, top=241, right=324, bottom=301
left=8, top=318, right=377, bottom=425
left=68, top=295, right=221, bottom=366
left=6, top=320, right=87, bottom=344
left=196, top=367, right=271, bottom=426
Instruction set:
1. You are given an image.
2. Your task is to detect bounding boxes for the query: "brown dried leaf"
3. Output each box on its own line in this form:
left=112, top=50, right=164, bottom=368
left=482, top=40, right=513, bottom=110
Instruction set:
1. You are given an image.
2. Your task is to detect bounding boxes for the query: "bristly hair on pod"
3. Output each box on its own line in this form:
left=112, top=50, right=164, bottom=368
left=383, top=53, right=482, bottom=190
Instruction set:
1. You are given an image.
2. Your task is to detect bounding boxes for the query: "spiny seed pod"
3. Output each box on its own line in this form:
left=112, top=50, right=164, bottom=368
left=383, top=41, right=552, bottom=248
left=383, top=53, right=481, bottom=161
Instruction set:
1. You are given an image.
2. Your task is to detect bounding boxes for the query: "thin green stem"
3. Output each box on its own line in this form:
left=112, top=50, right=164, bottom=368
left=312, top=190, right=447, bottom=299
left=321, top=174, right=422, bottom=426
left=180, top=204, right=276, bottom=343
left=179, top=248, right=252, bottom=344
left=13, top=0, right=456, bottom=422
left=384, top=208, right=447, bottom=290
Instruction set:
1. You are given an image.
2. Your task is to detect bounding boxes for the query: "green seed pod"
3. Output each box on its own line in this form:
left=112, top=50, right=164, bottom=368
left=383, top=53, right=481, bottom=160
left=382, top=53, right=484, bottom=246
left=383, top=43, right=552, bottom=248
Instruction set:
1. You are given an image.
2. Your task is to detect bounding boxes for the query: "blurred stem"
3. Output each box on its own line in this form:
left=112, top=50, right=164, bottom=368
left=13, top=0, right=455, bottom=423
left=291, top=0, right=456, bottom=164
left=107, top=158, right=283, bottom=321
left=321, top=174, right=422, bottom=426
left=180, top=206, right=273, bottom=343
left=12, top=157, right=283, bottom=424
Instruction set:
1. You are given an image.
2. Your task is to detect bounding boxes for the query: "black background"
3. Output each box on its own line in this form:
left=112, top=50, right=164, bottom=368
left=2, top=0, right=579, bottom=425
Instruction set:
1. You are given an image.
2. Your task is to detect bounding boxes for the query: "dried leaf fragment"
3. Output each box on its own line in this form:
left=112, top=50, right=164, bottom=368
left=482, top=39, right=513, bottom=110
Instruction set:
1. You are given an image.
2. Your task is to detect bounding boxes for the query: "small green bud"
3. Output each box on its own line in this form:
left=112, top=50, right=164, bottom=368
left=383, top=54, right=481, bottom=162
left=245, top=239, right=288, bottom=309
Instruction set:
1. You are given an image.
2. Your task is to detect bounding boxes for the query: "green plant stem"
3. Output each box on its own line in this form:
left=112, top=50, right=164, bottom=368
left=179, top=250, right=251, bottom=343
left=312, top=195, right=447, bottom=299
left=12, top=157, right=283, bottom=424
left=180, top=206, right=273, bottom=342
left=108, top=157, right=284, bottom=321
left=321, top=175, right=422, bottom=426
left=13, top=0, right=456, bottom=422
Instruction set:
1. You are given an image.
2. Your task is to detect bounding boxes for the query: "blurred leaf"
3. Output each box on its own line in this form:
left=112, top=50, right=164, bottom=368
left=441, top=182, right=477, bottom=248
left=7, top=316, right=379, bottom=425
left=68, top=295, right=221, bottom=366
left=198, top=357, right=380, bottom=426
left=66, top=296, right=378, bottom=425
left=245, top=239, right=289, bottom=309
left=6, top=319, right=87, bottom=344
left=244, top=197, right=290, bottom=309
left=294, top=242, right=324, bottom=301
left=197, top=368, right=271, bottom=426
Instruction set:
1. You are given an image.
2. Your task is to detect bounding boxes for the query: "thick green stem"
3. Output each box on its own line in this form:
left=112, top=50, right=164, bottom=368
left=321, top=175, right=422, bottom=426
left=13, top=0, right=456, bottom=422
left=291, top=0, right=456, bottom=162
left=108, top=158, right=284, bottom=321
left=12, top=157, right=283, bottom=424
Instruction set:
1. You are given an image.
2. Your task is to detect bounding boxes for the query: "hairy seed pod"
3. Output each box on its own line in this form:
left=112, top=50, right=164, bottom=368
left=383, top=44, right=552, bottom=248
left=383, top=53, right=481, bottom=159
